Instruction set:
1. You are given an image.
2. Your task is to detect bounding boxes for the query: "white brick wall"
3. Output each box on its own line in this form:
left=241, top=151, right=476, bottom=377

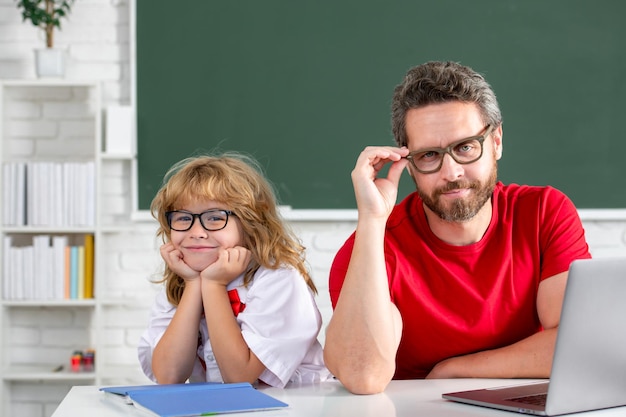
left=4, top=85, right=97, bottom=163
left=0, top=0, right=130, bottom=106
left=1, top=1, right=626, bottom=416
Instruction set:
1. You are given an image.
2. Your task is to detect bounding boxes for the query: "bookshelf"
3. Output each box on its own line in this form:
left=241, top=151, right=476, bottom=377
left=0, top=80, right=137, bottom=415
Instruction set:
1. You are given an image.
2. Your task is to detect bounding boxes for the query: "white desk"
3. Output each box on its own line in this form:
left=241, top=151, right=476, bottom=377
left=52, top=378, right=625, bottom=417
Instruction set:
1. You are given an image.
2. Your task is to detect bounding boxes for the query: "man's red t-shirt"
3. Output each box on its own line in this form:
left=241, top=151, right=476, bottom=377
left=329, top=183, right=591, bottom=379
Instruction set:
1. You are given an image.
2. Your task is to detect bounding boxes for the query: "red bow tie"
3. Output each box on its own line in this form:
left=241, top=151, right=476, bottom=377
left=227, top=289, right=246, bottom=316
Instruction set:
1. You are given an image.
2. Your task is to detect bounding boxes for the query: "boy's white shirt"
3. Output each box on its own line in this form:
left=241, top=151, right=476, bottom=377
left=138, top=265, right=331, bottom=387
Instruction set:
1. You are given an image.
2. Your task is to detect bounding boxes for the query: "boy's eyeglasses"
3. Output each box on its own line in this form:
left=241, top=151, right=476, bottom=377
left=165, top=209, right=236, bottom=232
left=405, top=125, right=494, bottom=174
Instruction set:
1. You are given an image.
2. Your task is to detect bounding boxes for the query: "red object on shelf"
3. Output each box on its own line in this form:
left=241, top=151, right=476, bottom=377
left=70, top=351, right=82, bottom=372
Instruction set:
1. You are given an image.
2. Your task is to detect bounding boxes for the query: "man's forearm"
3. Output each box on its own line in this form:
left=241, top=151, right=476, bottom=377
left=324, top=222, right=402, bottom=394
left=427, top=328, right=558, bottom=379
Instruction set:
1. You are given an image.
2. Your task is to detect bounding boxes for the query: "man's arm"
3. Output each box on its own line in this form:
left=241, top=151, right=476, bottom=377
left=324, top=220, right=404, bottom=394
left=426, top=271, right=568, bottom=379
left=324, top=146, right=408, bottom=394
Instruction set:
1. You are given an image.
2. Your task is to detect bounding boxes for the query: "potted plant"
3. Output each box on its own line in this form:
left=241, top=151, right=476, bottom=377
left=16, top=0, right=76, bottom=77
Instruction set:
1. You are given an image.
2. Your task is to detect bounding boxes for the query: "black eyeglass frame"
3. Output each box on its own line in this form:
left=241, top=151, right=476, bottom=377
left=405, top=125, right=494, bottom=174
left=165, top=209, right=236, bottom=232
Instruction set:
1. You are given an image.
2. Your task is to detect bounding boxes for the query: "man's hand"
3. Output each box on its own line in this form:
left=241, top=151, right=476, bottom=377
left=351, top=146, right=409, bottom=219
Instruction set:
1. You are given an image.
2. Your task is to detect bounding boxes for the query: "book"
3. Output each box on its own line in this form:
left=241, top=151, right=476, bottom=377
left=32, top=235, right=51, bottom=299
left=64, top=246, right=71, bottom=299
left=77, top=245, right=85, bottom=299
left=83, top=234, right=94, bottom=299
left=22, top=246, right=34, bottom=299
left=52, top=236, right=68, bottom=299
left=85, top=161, right=96, bottom=226
left=100, top=382, right=288, bottom=416
left=3, top=163, right=13, bottom=225
left=3, top=236, right=11, bottom=299
left=70, top=246, right=78, bottom=299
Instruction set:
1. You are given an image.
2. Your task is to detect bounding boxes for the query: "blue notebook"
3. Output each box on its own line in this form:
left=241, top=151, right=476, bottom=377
left=100, top=382, right=288, bottom=416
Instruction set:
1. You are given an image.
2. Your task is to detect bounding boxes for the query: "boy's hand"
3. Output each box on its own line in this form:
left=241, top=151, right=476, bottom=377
left=201, top=246, right=252, bottom=286
left=160, top=243, right=200, bottom=282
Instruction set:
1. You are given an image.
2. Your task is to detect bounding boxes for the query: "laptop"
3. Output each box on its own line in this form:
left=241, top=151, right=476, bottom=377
left=442, top=257, right=626, bottom=416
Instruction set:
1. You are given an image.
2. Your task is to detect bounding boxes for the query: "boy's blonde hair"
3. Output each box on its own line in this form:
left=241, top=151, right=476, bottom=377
left=150, top=152, right=316, bottom=306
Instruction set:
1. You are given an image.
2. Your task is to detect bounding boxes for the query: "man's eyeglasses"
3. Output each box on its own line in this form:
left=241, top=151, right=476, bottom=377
left=405, top=125, right=494, bottom=174
left=165, top=209, right=236, bottom=232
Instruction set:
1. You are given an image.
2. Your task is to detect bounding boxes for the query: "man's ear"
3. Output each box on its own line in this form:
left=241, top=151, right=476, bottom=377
left=493, top=124, right=503, bottom=160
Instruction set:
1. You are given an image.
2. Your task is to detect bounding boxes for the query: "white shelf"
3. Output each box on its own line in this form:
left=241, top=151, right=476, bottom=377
left=0, top=79, right=137, bottom=415
left=2, top=299, right=96, bottom=308
left=2, top=365, right=96, bottom=382
left=0, top=79, right=101, bottom=88
left=1, top=227, right=97, bottom=234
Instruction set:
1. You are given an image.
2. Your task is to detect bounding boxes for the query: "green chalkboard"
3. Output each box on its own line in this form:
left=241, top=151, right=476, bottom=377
left=136, top=1, right=626, bottom=210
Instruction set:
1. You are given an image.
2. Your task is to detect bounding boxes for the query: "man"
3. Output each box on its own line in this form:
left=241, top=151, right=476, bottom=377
left=323, top=61, right=591, bottom=395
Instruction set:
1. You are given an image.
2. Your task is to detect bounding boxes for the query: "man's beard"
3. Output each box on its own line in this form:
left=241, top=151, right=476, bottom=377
left=416, top=163, right=498, bottom=223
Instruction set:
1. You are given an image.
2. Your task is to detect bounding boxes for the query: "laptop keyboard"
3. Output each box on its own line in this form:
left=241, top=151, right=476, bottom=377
left=507, top=393, right=547, bottom=406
